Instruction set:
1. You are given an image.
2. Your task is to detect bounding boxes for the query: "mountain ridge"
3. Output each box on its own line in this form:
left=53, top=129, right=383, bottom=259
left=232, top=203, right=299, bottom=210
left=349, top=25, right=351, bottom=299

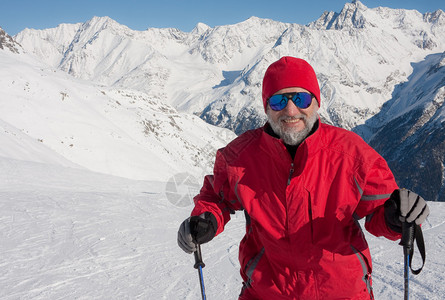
left=362, top=52, right=445, bottom=201
left=4, top=1, right=445, bottom=200
left=15, top=1, right=445, bottom=133
left=0, top=27, right=22, bottom=53
left=0, top=48, right=236, bottom=182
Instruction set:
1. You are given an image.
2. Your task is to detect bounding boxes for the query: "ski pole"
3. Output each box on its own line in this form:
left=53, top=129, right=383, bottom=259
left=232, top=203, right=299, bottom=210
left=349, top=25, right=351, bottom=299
left=194, top=244, right=207, bottom=300
left=400, top=222, right=415, bottom=300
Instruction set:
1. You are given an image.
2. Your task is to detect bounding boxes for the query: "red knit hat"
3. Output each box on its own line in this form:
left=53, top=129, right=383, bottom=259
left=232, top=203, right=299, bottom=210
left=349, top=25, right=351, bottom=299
left=262, top=56, right=320, bottom=112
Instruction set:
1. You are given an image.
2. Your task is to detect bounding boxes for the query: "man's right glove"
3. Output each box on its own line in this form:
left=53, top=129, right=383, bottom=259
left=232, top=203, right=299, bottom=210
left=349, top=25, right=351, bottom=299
left=177, top=212, right=217, bottom=254
left=384, top=188, right=430, bottom=233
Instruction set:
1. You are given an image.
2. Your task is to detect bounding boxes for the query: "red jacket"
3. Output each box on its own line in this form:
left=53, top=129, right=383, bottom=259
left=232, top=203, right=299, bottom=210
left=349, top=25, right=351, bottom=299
left=192, top=121, right=400, bottom=299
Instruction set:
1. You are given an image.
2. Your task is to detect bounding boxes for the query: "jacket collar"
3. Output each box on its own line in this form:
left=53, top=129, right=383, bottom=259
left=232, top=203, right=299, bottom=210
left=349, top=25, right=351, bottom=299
left=260, top=117, right=324, bottom=163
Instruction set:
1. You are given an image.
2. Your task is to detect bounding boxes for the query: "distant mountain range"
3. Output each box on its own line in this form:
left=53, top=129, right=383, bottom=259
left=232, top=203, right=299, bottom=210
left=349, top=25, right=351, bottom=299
left=2, top=0, right=445, bottom=200
left=0, top=29, right=236, bottom=182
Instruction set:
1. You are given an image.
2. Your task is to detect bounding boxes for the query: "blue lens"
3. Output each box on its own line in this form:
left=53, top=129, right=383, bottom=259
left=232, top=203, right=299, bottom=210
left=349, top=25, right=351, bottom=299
left=268, top=92, right=313, bottom=111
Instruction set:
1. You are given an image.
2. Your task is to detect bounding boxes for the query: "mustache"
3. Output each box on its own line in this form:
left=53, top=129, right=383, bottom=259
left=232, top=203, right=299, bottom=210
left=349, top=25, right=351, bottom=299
left=278, top=115, right=307, bottom=123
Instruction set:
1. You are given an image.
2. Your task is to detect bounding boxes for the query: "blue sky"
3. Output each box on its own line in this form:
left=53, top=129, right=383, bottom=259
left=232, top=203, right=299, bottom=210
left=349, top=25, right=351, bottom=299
left=1, top=0, right=444, bottom=36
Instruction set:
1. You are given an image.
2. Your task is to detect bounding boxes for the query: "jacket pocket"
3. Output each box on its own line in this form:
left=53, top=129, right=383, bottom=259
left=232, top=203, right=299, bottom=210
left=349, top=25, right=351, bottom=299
left=243, top=247, right=265, bottom=287
left=350, top=245, right=374, bottom=299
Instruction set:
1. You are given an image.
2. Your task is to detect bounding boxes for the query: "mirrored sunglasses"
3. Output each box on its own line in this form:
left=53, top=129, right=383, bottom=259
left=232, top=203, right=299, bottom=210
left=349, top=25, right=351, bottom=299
left=268, top=92, right=313, bottom=111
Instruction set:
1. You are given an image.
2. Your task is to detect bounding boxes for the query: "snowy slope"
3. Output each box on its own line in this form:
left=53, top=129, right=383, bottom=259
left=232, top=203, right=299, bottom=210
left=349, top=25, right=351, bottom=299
left=11, top=2, right=445, bottom=200
left=0, top=118, right=82, bottom=168
left=1, top=2, right=445, bottom=298
left=14, top=2, right=445, bottom=133
left=0, top=157, right=444, bottom=299
left=14, top=22, right=81, bottom=66
left=361, top=52, right=445, bottom=201
left=0, top=44, right=236, bottom=181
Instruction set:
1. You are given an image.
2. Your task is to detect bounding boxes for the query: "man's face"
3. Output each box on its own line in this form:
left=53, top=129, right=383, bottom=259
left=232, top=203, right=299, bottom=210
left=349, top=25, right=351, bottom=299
left=266, top=87, right=319, bottom=146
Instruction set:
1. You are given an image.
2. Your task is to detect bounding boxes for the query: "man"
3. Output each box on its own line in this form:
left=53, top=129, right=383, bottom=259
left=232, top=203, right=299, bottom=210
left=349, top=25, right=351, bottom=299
left=177, top=56, right=429, bottom=299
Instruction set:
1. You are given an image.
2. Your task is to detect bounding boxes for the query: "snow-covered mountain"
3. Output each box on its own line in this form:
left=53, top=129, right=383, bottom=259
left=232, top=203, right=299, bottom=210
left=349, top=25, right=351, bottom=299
left=361, top=52, right=445, bottom=201
left=0, top=37, right=236, bottom=181
left=1, top=3, right=445, bottom=299
left=0, top=27, right=22, bottom=53
left=14, top=2, right=445, bottom=132
left=4, top=0, right=445, bottom=200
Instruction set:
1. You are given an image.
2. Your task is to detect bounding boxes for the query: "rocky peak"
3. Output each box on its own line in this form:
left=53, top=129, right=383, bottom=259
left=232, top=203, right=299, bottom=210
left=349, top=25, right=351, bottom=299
left=424, top=9, right=445, bottom=26
left=310, top=0, right=369, bottom=30
left=0, top=27, right=21, bottom=53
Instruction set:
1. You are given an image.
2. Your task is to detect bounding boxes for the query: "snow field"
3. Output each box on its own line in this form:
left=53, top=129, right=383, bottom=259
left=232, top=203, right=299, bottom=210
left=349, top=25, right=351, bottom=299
left=1, top=157, right=444, bottom=299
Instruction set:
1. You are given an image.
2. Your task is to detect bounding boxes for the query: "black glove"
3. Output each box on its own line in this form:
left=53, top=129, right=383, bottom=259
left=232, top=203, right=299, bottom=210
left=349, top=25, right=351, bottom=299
left=177, top=212, right=217, bottom=254
left=384, top=189, right=430, bottom=233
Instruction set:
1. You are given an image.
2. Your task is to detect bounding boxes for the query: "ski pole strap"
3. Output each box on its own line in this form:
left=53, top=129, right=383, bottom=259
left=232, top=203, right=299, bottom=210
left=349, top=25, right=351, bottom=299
left=400, top=223, right=426, bottom=275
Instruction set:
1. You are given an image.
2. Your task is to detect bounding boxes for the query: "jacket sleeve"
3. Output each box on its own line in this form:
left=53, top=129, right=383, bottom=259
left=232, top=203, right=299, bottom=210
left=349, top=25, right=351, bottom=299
left=354, top=157, right=401, bottom=241
left=191, top=148, right=243, bottom=236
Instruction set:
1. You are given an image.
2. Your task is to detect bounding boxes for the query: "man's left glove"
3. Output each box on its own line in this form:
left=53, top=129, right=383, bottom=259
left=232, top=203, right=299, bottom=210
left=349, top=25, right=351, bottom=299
left=384, top=188, right=430, bottom=233
left=177, top=212, right=217, bottom=254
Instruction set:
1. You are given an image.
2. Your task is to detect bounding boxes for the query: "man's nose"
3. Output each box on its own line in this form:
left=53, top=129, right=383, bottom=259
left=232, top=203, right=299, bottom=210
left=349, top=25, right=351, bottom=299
left=283, top=99, right=301, bottom=115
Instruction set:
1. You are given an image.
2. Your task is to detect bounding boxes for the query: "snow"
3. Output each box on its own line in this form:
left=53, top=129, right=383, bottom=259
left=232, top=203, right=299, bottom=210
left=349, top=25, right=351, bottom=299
left=0, top=48, right=236, bottom=182
left=0, top=43, right=443, bottom=297
left=1, top=1, right=445, bottom=298
left=1, top=157, right=444, bottom=299
left=13, top=2, right=445, bottom=133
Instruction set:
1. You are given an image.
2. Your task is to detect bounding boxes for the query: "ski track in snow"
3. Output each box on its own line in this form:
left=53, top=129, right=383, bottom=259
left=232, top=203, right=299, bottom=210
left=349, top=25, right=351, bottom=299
left=1, top=157, right=444, bottom=299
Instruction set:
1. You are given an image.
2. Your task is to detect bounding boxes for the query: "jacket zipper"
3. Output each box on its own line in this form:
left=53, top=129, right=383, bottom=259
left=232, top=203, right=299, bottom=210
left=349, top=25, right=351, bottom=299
left=287, top=163, right=294, bottom=185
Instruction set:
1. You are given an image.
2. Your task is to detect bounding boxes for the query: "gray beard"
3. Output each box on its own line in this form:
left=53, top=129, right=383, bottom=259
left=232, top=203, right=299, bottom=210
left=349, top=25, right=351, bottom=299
left=266, top=109, right=318, bottom=146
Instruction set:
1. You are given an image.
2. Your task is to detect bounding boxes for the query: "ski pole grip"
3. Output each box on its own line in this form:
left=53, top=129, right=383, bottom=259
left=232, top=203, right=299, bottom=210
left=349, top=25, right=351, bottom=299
left=400, top=222, right=415, bottom=252
left=194, top=244, right=205, bottom=269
